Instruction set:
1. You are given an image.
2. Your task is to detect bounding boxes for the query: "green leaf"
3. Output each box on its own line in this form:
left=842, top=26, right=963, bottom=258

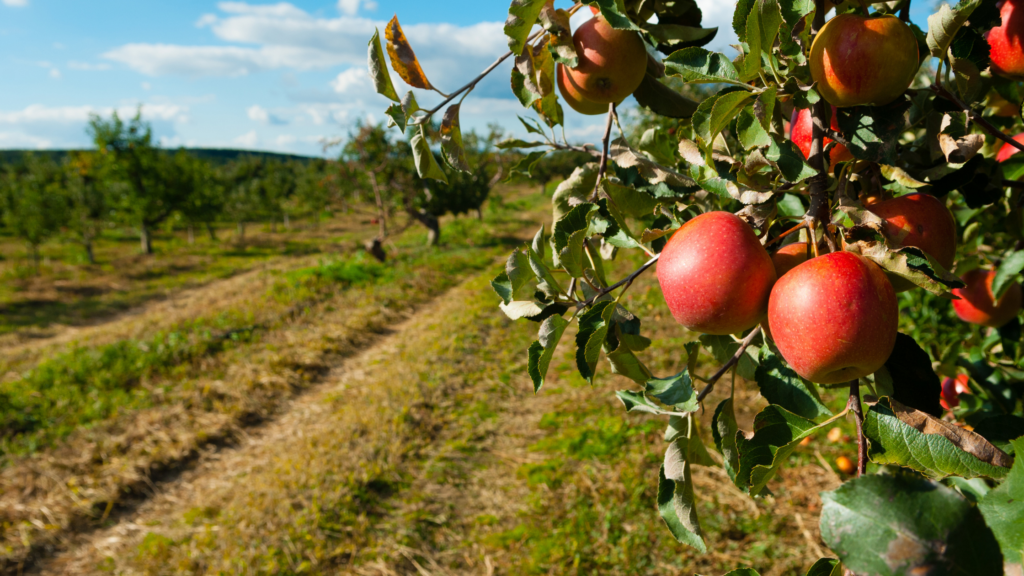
left=864, top=397, right=1012, bottom=480
left=755, top=345, right=832, bottom=420
left=527, top=315, right=570, bottom=393
left=659, top=432, right=708, bottom=552
left=740, top=1, right=763, bottom=81
left=926, top=0, right=982, bottom=60
left=504, top=248, right=534, bottom=301
left=994, top=251, right=1024, bottom=300
left=979, top=438, right=1024, bottom=571
left=518, top=115, right=546, bottom=136
left=508, top=150, right=547, bottom=180
left=804, top=558, right=840, bottom=576
left=410, top=126, right=448, bottom=184
left=721, top=569, right=760, bottom=576
left=766, top=138, right=817, bottom=182
left=367, top=28, right=400, bottom=102
left=588, top=0, right=641, bottom=30
left=735, top=405, right=829, bottom=496
left=504, top=0, right=547, bottom=55
left=643, top=23, right=719, bottom=48
left=646, top=369, right=699, bottom=412
left=638, top=127, right=678, bottom=167
left=575, top=301, right=614, bottom=382
left=732, top=0, right=756, bottom=42
left=511, top=37, right=555, bottom=108
left=600, top=179, right=659, bottom=219
left=779, top=0, right=814, bottom=29
left=616, top=390, right=677, bottom=415
left=631, top=73, right=700, bottom=119
left=552, top=201, right=599, bottom=269
left=852, top=242, right=964, bottom=297
left=699, top=334, right=758, bottom=381
left=552, top=163, right=598, bottom=222
left=439, top=104, right=470, bottom=173
left=736, top=106, right=771, bottom=150
left=490, top=271, right=513, bottom=305
left=712, top=398, right=740, bottom=484
left=693, top=90, right=755, bottom=144
left=496, top=138, right=545, bottom=149
left=664, top=47, right=744, bottom=85
left=835, top=102, right=910, bottom=164
left=820, top=473, right=1003, bottom=576
left=538, top=4, right=577, bottom=67
left=527, top=245, right=560, bottom=298
left=606, top=344, right=652, bottom=384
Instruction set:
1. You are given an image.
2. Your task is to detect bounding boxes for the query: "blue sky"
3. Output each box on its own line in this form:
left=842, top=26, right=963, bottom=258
left=0, top=0, right=934, bottom=157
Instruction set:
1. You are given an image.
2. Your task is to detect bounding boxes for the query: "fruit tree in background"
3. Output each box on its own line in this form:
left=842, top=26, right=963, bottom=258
left=368, top=0, right=1024, bottom=573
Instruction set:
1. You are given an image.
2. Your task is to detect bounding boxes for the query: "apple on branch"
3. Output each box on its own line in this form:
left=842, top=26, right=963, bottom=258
left=557, top=12, right=647, bottom=114
left=952, top=268, right=1023, bottom=328
left=867, top=193, right=958, bottom=291
left=987, top=0, right=1024, bottom=79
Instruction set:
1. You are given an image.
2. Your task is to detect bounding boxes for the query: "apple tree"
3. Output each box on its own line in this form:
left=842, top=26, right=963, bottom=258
left=368, top=0, right=1024, bottom=573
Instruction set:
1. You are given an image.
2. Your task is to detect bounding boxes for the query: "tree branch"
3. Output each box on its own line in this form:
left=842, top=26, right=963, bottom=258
left=899, top=0, right=911, bottom=22
left=589, top=102, right=617, bottom=202
left=805, top=0, right=832, bottom=234
left=695, top=326, right=762, bottom=403
left=848, top=380, right=868, bottom=476
left=932, top=84, right=1024, bottom=156
left=577, top=253, right=659, bottom=308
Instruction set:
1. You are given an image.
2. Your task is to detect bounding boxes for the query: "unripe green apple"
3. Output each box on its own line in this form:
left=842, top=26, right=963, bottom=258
left=809, top=14, right=919, bottom=108
left=562, top=15, right=647, bottom=104
left=771, top=242, right=809, bottom=278
left=790, top=106, right=853, bottom=167
left=987, top=0, right=1024, bottom=79
left=952, top=268, right=1023, bottom=328
left=557, top=63, right=611, bottom=115
left=996, top=133, right=1024, bottom=162
left=657, top=212, right=776, bottom=335
left=867, top=193, right=957, bottom=291
left=768, top=251, right=898, bottom=384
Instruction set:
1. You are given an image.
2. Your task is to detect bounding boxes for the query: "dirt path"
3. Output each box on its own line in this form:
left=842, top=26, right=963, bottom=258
left=35, top=267, right=513, bottom=575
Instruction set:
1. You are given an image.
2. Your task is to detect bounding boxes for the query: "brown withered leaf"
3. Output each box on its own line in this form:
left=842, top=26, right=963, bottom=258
left=385, top=16, right=435, bottom=91
left=887, top=398, right=1014, bottom=469
left=537, top=3, right=576, bottom=67
left=611, top=138, right=696, bottom=188
left=938, top=132, right=984, bottom=164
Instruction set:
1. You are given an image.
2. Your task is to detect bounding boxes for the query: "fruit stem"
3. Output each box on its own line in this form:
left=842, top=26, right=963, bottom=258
left=764, top=220, right=808, bottom=247
left=855, top=0, right=870, bottom=16
left=931, top=84, right=1024, bottom=156
left=694, top=326, right=762, bottom=403
left=899, top=0, right=911, bottom=22
left=847, top=379, right=868, bottom=477
left=576, top=253, right=659, bottom=308
left=589, top=102, right=617, bottom=202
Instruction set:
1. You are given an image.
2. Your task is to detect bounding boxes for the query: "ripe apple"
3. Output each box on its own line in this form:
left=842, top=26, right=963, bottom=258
left=952, top=268, right=1023, bottom=328
left=940, top=374, right=971, bottom=410
left=867, top=193, right=957, bottom=291
left=768, top=251, right=898, bottom=384
left=771, top=242, right=809, bottom=278
left=996, top=133, right=1024, bottom=162
left=657, top=211, right=777, bottom=335
left=557, top=63, right=610, bottom=115
left=809, top=14, right=919, bottom=107
left=590, top=5, right=599, bottom=15
left=790, top=106, right=854, bottom=166
left=562, top=15, right=647, bottom=104
left=987, top=0, right=1024, bottom=79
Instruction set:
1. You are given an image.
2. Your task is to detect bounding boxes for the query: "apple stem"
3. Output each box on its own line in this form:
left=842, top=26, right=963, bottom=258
left=932, top=84, right=1024, bottom=156
left=695, top=326, right=762, bottom=403
left=847, top=379, right=868, bottom=476
left=855, top=0, right=870, bottom=16
left=589, top=103, right=617, bottom=203
left=764, top=220, right=808, bottom=247
left=898, top=0, right=911, bottom=22
left=576, top=252, right=659, bottom=308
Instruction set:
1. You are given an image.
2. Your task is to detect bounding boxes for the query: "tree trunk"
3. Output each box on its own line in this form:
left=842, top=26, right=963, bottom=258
left=364, top=237, right=386, bottom=262
left=206, top=222, right=217, bottom=241
left=368, top=170, right=389, bottom=241
left=408, top=209, right=440, bottom=246
left=237, top=222, right=245, bottom=240
left=270, top=220, right=277, bottom=233
left=84, top=237, right=95, bottom=265
left=140, top=223, right=153, bottom=255
left=283, top=213, right=290, bottom=230
left=31, top=244, right=40, bottom=274
left=475, top=207, right=483, bottom=220
left=187, top=224, right=195, bottom=245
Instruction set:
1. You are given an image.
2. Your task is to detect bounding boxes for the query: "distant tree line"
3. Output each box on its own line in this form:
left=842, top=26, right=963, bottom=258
left=0, top=112, right=582, bottom=268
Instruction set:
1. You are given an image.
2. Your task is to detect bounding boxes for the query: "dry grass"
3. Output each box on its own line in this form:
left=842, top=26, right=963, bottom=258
left=30, top=253, right=860, bottom=576
left=1, top=189, right=548, bottom=573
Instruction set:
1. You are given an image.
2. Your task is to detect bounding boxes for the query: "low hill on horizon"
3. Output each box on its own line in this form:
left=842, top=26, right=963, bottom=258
left=0, top=147, right=321, bottom=166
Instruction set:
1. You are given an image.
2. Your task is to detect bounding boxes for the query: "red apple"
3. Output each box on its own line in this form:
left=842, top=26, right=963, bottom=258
left=809, top=14, right=919, bottom=107
left=940, top=374, right=971, bottom=410
left=768, top=251, right=898, bottom=384
left=988, top=0, right=1024, bottom=79
left=790, top=106, right=854, bottom=167
left=657, top=211, right=777, bottom=335
left=996, top=132, right=1024, bottom=162
left=562, top=15, right=647, bottom=104
left=771, top=242, right=809, bottom=278
left=952, top=268, right=1023, bottom=328
left=867, top=193, right=957, bottom=291
left=557, top=63, right=611, bottom=115
left=590, top=5, right=599, bottom=15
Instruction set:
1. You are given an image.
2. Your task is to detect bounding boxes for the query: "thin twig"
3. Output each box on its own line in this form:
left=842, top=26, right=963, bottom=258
left=805, top=0, right=832, bottom=237
left=577, top=253, right=659, bottom=308
left=695, top=326, right=762, bottom=403
left=848, top=380, right=867, bottom=476
left=764, top=220, right=808, bottom=247
left=899, top=0, right=911, bottom=21
left=932, top=84, right=1024, bottom=155
left=589, top=102, right=617, bottom=202
left=1005, top=180, right=1024, bottom=189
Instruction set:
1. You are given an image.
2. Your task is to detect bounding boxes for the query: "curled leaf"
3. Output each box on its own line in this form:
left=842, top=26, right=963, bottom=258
left=385, top=16, right=436, bottom=91
left=439, top=104, right=470, bottom=173
left=368, top=28, right=399, bottom=102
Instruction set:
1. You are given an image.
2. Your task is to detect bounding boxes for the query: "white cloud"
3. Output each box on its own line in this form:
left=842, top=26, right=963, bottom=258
left=234, top=129, right=259, bottom=147
left=49, top=68, right=61, bottom=79
left=102, top=2, right=507, bottom=85
left=0, top=132, right=51, bottom=148
left=0, top=103, right=188, bottom=124
left=276, top=134, right=296, bottom=146
left=247, top=104, right=269, bottom=122
left=141, top=82, right=151, bottom=90
left=2, top=0, right=28, bottom=7
left=330, top=67, right=369, bottom=95
left=337, top=0, right=359, bottom=16
left=196, top=13, right=218, bottom=27
left=68, top=61, right=112, bottom=71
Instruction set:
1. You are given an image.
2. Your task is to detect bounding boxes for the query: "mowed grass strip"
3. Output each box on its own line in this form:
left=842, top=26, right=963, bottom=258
left=72, top=255, right=853, bottom=576
left=0, top=192, right=547, bottom=573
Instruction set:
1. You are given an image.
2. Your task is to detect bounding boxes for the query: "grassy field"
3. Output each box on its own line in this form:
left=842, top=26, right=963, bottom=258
left=0, top=185, right=866, bottom=575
